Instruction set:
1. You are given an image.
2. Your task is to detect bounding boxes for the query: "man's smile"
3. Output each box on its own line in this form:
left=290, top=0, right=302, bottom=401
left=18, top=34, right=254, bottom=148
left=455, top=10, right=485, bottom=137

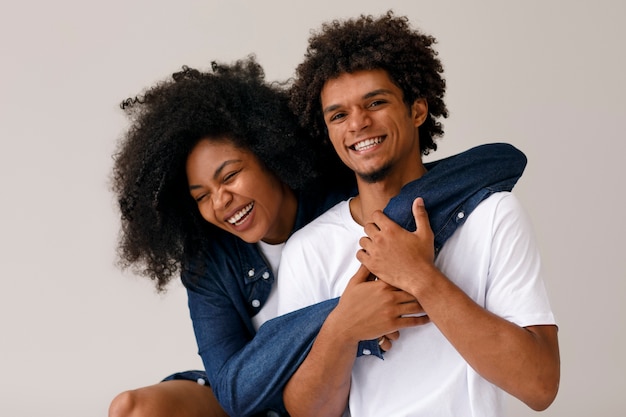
left=350, top=136, right=385, bottom=151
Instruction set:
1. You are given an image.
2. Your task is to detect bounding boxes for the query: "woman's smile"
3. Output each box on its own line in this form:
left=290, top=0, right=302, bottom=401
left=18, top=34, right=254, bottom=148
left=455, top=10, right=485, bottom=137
left=226, top=202, right=254, bottom=226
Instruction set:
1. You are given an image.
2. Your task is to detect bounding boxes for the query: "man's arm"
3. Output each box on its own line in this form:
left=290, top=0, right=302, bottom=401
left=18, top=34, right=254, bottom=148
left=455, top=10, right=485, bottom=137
left=282, top=266, right=427, bottom=417
left=359, top=197, right=560, bottom=410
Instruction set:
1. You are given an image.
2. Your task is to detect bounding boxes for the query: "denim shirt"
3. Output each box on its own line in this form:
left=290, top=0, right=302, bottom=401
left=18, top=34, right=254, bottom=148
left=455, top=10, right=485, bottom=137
left=182, top=143, right=527, bottom=417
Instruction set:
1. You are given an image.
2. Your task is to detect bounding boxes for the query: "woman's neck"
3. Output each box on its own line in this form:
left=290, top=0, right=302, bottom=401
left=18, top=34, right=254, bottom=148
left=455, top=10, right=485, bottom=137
left=262, top=184, right=298, bottom=244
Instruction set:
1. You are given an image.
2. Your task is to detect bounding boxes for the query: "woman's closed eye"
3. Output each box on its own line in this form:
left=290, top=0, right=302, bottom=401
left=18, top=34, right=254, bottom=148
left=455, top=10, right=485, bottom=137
left=223, top=169, right=241, bottom=183
left=194, top=192, right=209, bottom=203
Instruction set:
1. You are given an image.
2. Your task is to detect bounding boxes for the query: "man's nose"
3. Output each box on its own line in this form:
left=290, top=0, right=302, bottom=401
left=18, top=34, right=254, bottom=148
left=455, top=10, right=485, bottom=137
left=348, top=108, right=371, bottom=132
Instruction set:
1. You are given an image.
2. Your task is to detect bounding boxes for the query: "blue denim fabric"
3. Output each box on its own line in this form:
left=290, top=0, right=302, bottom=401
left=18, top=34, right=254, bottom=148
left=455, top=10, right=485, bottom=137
left=176, top=143, right=527, bottom=417
left=384, top=142, right=527, bottom=253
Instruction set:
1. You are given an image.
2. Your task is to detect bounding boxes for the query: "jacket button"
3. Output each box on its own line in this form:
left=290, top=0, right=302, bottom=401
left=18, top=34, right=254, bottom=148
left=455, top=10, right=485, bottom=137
left=251, top=299, right=261, bottom=308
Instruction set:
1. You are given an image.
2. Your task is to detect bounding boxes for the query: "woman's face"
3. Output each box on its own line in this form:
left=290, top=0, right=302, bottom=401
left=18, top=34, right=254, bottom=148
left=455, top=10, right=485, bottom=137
left=186, top=138, right=296, bottom=244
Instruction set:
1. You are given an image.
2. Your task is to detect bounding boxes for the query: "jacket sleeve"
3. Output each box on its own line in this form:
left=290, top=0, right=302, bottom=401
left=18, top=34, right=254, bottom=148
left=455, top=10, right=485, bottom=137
left=384, top=142, right=526, bottom=251
left=185, top=268, right=345, bottom=416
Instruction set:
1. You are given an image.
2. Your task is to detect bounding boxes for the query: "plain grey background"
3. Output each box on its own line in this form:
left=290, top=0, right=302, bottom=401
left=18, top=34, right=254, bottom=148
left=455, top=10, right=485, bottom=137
left=1, top=1, right=624, bottom=416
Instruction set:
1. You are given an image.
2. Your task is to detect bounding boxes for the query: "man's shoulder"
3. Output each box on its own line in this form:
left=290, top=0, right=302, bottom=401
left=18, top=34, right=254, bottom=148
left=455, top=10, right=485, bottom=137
left=466, top=191, right=521, bottom=220
left=449, top=191, right=532, bottom=245
left=476, top=191, right=529, bottom=224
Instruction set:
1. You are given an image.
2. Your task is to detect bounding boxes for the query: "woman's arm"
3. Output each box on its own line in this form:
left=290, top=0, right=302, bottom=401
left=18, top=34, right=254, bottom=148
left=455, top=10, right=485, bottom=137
left=385, top=142, right=527, bottom=250
left=184, top=269, right=341, bottom=416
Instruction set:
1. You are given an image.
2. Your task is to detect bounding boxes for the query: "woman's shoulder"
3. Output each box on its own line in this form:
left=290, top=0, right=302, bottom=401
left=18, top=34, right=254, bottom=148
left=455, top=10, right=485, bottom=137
left=182, top=230, right=258, bottom=287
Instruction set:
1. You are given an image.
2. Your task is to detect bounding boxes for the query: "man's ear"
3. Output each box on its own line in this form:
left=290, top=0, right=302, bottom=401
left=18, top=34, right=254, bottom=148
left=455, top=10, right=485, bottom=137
left=411, top=98, right=428, bottom=127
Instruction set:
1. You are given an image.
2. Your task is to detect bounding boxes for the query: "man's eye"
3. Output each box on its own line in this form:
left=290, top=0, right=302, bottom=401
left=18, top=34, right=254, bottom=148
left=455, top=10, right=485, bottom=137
left=369, top=100, right=386, bottom=108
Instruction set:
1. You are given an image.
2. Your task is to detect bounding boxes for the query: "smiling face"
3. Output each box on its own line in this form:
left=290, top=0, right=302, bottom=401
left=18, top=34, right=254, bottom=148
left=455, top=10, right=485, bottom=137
left=186, top=138, right=297, bottom=244
left=320, top=69, right=428, bottom=186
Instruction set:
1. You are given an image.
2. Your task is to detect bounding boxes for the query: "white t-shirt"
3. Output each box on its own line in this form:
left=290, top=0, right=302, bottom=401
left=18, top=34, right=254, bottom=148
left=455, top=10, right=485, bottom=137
left=251, top=240, right=284, bottom=331
left=277, top=192, right=555, bottom=417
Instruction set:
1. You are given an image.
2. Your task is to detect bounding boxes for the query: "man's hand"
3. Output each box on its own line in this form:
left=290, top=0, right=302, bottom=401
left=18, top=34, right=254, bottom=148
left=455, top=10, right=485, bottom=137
left=331, top=264, right=428, bottom=346
left=357, top=197, right=437, bottom=292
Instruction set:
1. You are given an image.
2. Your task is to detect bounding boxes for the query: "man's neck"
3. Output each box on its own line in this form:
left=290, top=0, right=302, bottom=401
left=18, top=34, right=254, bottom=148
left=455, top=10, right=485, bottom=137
left=349, top=162, right=427, bottom=226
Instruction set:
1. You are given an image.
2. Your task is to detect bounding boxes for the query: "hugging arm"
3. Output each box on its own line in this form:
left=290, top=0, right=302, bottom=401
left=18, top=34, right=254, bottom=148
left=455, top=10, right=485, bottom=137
left=385, top=142, right=527, bottom=247
left=185, top=274, right=344, bottom=416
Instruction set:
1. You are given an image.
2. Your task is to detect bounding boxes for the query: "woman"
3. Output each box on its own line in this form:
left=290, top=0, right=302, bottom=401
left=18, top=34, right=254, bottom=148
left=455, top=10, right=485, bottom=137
left=109, top=57, right=526, bottom=417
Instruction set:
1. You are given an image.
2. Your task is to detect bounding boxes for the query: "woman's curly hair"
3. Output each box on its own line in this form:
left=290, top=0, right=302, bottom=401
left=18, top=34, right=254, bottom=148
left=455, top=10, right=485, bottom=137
left=111, top=56, right=338, bottom=291
left=290, top=10, right=448, bottom=154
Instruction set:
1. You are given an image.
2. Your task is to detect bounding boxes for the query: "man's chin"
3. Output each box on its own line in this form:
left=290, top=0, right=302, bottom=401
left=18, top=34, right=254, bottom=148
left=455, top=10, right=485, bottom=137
left=356, top=164, right=392, bottom=184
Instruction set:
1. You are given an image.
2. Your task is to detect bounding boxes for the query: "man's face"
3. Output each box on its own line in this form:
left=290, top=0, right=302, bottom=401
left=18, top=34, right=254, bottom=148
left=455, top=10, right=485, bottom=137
left=320, top=69, right=428, bottom=184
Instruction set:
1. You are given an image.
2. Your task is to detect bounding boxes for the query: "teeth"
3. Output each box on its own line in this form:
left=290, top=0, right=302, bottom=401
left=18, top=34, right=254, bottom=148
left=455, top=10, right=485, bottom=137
left=353, top=137, right=383, bottom=151
left=227, top=202, right=254, bottom=225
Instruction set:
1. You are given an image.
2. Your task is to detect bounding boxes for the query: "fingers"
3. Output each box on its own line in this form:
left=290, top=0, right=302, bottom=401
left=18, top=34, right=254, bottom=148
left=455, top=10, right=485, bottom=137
left=347, top=264, right=373, bottom=287
left=368, top=210, right=398, bottom=234
left=384, top=331, right=400, bottom=341
left=401, top=315, right=430, bottom=327
left=378, top=335, right=392, bottom=352
left=363, top=221, right=381, bottom=236
left=364, top=198, right=431, bottom=243
left=398, top=299, right=425, bottom=317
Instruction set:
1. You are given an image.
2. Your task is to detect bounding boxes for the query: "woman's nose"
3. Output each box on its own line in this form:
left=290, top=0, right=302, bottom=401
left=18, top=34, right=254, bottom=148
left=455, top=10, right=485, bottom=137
left=212, top=186, right=233, bottom=209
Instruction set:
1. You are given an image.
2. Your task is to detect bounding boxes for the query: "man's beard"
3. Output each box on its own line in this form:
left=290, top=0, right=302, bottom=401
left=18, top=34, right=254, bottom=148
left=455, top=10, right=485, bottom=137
left=356, top=162, right=393, bottom=184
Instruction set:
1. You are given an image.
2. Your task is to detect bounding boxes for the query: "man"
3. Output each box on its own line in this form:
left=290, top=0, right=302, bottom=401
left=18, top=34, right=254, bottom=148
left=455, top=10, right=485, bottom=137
left=277, top=11, right=560, bottom=417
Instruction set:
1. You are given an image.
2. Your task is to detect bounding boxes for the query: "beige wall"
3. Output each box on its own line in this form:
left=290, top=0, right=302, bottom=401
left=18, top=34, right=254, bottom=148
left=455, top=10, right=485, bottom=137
left=1, top=1, right=623, bottom=415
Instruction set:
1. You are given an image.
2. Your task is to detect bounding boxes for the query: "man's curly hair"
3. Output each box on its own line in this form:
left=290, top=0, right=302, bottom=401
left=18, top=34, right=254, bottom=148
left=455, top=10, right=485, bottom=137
left=290, top=10, right=448, bottom=154
left=111, top=56, right=336, bottom=291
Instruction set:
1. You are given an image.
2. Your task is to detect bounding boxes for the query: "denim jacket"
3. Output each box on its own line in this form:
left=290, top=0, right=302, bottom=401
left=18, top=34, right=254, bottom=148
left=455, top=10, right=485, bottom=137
left=181, top=143, right=527, bottom=416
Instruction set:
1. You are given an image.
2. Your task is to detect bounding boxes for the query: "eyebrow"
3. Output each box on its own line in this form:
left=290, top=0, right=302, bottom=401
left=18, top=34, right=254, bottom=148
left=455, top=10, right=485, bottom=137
left=188, top=159, right=242, bottom=191
left=322, top=88, right=395, bottom=115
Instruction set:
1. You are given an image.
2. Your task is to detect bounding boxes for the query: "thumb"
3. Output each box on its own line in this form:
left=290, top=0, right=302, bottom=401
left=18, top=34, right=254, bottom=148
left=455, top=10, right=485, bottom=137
left=347, top=264, right=374, bottom=288
left=412, top=197, right=430, bottom=232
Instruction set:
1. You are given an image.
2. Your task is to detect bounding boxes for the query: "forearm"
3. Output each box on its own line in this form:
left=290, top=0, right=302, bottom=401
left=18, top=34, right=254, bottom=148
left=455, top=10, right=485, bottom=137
left=197, top=298, right=339, bottom=416
left=281, top=266, right=421, bottom=416
left=410, top=268, right=560, bottom=410
left=284, top=310, right=355, bottom=417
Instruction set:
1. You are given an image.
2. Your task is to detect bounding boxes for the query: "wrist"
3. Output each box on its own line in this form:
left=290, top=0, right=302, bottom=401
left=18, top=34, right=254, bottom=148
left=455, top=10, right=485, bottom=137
left=408, top=262, right=442, bottom=298
left=323, top=308, right=361, bottom=347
